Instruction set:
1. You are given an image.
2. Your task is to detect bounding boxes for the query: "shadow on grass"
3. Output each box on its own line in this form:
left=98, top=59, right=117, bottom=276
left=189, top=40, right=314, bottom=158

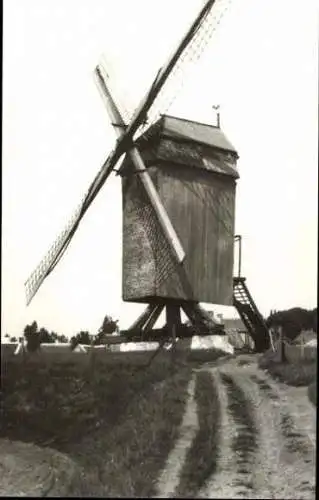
left=174, top=371, right=221, bottom=498
left=1, top=357, right=192, bottom=497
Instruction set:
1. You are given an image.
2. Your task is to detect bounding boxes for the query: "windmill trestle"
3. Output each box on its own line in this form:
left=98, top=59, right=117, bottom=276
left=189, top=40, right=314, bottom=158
left=121, top=301, right=224, bottom=342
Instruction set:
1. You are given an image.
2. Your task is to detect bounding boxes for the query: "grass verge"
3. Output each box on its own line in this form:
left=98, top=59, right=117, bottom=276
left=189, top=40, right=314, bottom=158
left=1, top=356, right=192, bottom=497
left=308, top=380, right=317, bottom=406
left=258, top=352, right=317, bottom=387
left=220, top=373, right=257, bottom=490
left=175, top=370, right=221, bottom=498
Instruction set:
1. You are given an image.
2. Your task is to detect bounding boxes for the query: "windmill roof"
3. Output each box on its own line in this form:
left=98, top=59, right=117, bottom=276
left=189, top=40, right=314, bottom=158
left=158, top=115, right=238, bottom=156
left=131, top=114, right=239, bottom=179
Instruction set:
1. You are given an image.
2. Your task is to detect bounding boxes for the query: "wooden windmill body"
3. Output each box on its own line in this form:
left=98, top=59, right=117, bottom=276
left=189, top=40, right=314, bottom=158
left=25, top=0, right=245, bottom=343
left=122, top=115, right=238, bottom=305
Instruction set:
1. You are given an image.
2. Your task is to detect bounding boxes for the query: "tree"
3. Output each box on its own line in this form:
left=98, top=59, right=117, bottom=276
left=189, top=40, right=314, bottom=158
left=56, top=334, right=68, bottom=343
left=38, top=327, right=54, bottom=343
left=10, top=336, right=17, bottom=343
left=70, top=336, right=79, bottom=351
left=70, top=331, right=92, bottom=350
left=98, top=316, right=119, bottom=335
left=311, top=308, right=317, bottom=332
left=24, top=321, right=40, bottom=352
left=94, top=315, right=119, bottom=345
left=266, top=307, right=317, bottom=340
left=49, top=331, right=58, bottom=343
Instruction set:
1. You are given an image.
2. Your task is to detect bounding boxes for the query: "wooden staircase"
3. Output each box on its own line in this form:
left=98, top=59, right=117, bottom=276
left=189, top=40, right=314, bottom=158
left=233, top=277, right=270, bottom=352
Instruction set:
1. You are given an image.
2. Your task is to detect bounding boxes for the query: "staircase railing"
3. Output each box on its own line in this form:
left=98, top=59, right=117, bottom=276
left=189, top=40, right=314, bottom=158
left=234, top=234, right=242, bottom=278
left=232, top=235, right=270, bottom=352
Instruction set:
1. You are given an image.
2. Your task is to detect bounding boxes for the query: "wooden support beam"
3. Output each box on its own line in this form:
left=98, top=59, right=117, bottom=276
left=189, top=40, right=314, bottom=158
left=166, top=304, right=182, bottom=331
left=123, top=301, right=224, bottom=343
left=182, top=302, right=222, bottom=334
left=143, top=304, right=164, bottom=333
left=181, top=302, right=201, bottom=331
left=127, top=304, right=157, bottom=332
left=165, top=305, right=181, bottom=365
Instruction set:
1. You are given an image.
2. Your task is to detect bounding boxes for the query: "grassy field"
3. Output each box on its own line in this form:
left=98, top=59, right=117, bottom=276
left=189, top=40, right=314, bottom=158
left=1, top=355, right=192, bottom=496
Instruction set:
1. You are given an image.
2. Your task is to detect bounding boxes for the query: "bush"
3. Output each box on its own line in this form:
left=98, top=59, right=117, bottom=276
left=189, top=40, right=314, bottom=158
left=24, top=321, right=40, bottom=352
left=258, top=348, right=317, bottom=387
left=266, top=307, right=317, bottom=340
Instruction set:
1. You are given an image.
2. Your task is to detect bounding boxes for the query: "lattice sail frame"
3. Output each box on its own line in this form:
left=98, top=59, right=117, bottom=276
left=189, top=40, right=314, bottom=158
left=131, top=0, right=233, bottom=139
left=24, top=199, right=84, bottom=305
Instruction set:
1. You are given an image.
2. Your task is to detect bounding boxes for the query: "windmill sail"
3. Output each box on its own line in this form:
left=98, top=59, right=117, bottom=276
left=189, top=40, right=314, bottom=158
left=24, top=149, right=121, bottom=305
left=118, top=0, right=222, bottom=149
left=94, top=64, right=186, bottom=264
left=25, top=0, right=223, bottom=304
left=137, top=0, right=233, bottom=137
left=98, top=0, right=232, bottom=139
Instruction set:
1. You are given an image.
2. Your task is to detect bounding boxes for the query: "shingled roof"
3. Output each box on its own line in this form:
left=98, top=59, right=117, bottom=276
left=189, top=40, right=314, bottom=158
left=158, top=114, right=238, bottom=156
left=131, top=114, right=239, bottom=179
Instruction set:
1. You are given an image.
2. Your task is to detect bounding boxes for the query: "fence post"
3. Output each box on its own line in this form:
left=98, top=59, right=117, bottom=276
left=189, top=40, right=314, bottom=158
left=269, top=328, right=275, bottom=352
left=301, top=336, right=305, bottom=361
left=279, top=326, right=286, bottom=362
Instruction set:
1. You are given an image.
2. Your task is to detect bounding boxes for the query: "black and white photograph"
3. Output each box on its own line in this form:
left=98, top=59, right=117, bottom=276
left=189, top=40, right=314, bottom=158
left=1, top=0, right=317, bottom=497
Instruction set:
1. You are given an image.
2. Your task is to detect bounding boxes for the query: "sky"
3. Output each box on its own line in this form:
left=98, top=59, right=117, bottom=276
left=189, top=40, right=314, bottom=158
left=2, top=0, right=318, bottom=338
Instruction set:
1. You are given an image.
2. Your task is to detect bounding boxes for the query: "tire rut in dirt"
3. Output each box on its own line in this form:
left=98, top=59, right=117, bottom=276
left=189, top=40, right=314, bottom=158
left=252, top=372, right=315, bottom=498
left=280, top=413, right=311, bottom=456
left=279, top=407, right=315, bottom=498
left=251, top=375, right=311, bottom=458
left=249, top=374, right=280, bottom=402
left=219, top=372, right=258, bottom=493
left=174, top=371, right=221, bottom=498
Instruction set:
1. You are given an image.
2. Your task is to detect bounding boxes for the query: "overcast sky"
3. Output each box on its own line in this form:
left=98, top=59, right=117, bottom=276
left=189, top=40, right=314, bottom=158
left=2, top=0, right=318, bottom=338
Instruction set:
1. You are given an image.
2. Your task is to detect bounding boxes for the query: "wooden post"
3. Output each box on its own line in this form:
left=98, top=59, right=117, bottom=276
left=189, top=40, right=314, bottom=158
left=301, top=335, right=305, bottom=361
left=269, top=328, right=275, bottom=352
left=22, top=338, right=26, bottom=367
left=166, top=305, right=181, bottom=367
left=279, top=326, right=286, bottom=363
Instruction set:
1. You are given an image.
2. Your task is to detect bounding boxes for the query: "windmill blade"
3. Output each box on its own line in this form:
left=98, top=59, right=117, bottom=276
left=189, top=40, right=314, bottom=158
left=140, top=0, right=233, bottom=135
left=25, top=0, right=225, bottom=305
left=116, top=0, right=222, bottom=153
left=94, top=65, right=185, bottom=264
left=98, top=53, right=133, bottom=126
left=108, top=0, right=232, bottom=137
left=24, top=147, right=123, bottom=305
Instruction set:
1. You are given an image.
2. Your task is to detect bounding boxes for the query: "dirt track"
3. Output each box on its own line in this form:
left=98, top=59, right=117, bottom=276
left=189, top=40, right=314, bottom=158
left=156, top=356, right=316, bottom=499
left=1, top=354, right=316, bottom=498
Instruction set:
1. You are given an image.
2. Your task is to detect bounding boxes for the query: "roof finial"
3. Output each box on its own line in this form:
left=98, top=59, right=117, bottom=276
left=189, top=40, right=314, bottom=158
left=212, top=104, right=220, bottom=128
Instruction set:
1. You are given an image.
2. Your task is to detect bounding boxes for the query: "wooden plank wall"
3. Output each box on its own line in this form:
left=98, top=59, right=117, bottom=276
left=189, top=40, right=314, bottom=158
left=122, top=154, right=236, bottom=305
left=157, top=165, right=236, bottom=304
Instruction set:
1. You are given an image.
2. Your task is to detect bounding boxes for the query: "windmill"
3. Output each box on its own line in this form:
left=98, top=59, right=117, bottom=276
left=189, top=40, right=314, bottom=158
left=25, top=0, right=271, bottom=351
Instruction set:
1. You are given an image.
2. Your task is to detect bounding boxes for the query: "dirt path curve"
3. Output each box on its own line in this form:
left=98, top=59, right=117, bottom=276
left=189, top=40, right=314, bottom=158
left=155, top=356, right=316, bottom=499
